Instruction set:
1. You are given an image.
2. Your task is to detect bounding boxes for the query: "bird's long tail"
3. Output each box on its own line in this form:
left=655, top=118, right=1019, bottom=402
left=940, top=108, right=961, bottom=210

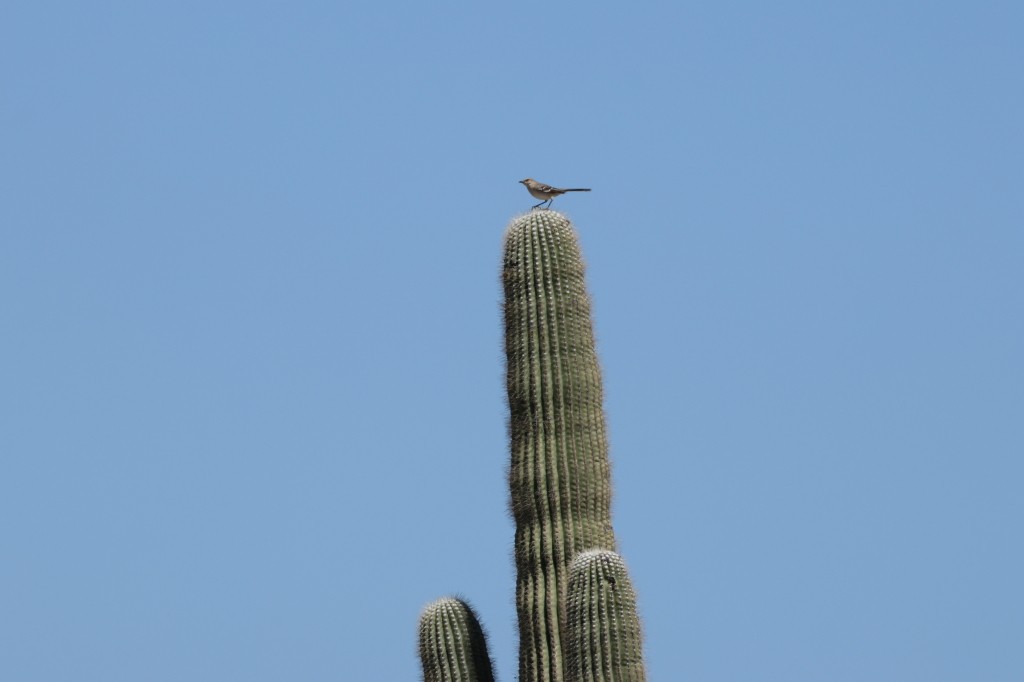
left=562, top=188, right=591, bottom=192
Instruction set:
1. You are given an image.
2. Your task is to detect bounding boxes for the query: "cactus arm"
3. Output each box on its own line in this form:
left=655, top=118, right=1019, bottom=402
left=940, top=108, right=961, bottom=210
left=566, top=550, right=646, bottom=682
left=418, top=597, right=496, bottom=682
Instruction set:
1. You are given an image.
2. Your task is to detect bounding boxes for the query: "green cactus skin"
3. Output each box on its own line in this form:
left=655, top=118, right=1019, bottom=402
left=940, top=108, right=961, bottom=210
left=565, top=550, right=646, bottom=682
left=418, top=597, right=496, bottom=682
left=502, top=210, right=617, bottom=682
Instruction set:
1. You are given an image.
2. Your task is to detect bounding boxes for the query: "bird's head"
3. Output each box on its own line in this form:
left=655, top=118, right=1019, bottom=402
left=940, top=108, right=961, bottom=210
left=519, top=178, right=531, bottom=185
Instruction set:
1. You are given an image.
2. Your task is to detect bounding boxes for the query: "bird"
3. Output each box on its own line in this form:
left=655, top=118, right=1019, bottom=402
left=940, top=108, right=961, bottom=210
left=519, top=178, right=591, bottom=210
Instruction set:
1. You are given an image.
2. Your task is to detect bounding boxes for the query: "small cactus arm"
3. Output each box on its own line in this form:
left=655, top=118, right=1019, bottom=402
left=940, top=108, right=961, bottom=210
left=566, top=550, right=646, bottom=682
left=418, top=598, right=495, bottom=682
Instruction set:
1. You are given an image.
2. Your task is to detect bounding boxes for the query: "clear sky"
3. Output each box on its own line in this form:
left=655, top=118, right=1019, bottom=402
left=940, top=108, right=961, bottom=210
left=2, top=2, right=1021, bottom=681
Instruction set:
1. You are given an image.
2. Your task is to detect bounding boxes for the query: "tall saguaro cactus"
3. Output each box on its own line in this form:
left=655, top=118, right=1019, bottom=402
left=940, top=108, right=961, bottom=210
left=417, top=210, right=646, bottom=682
left=504, top=210, right=618, bottom=682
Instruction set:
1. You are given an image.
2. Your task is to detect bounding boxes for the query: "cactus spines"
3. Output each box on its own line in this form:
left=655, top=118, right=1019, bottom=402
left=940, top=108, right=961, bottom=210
left=565, top=550, right=646, bottom=682
left=502, top=211, right=616, bottom=682
left=418, top=598, right=496, bottom=682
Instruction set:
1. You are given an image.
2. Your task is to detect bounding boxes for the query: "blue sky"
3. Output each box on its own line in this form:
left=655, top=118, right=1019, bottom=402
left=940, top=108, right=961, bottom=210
left=2, top=2, right=1021, bottom=681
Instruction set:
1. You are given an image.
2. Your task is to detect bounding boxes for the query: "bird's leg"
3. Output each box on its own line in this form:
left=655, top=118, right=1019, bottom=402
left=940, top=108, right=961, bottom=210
left=531, top=200, right=546, bottom=210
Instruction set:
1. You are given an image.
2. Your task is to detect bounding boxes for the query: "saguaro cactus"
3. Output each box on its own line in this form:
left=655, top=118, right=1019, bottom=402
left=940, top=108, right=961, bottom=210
left=504, top=210, right=617, bottom=682
left=417, top=210, right=647, bottom=682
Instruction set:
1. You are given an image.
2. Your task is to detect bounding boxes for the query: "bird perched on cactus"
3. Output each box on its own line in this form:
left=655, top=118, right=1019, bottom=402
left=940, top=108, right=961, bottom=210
left=519, top=178, right=591, bottom=210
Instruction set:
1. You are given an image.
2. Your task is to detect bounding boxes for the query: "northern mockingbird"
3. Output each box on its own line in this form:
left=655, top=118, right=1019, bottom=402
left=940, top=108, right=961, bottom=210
left=519, top=178, right=591, bottom=210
